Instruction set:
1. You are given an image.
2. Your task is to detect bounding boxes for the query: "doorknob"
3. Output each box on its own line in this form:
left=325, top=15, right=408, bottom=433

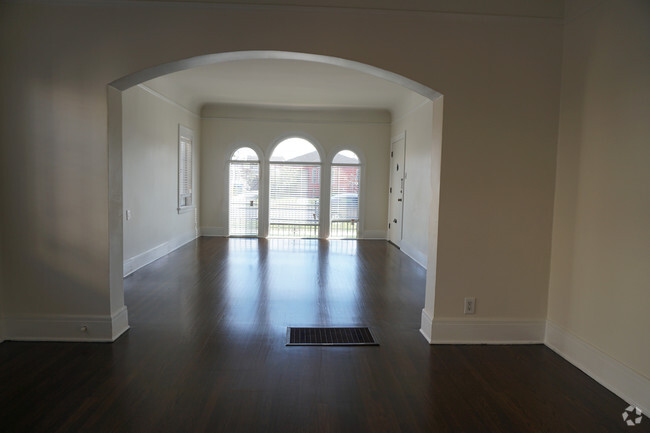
left=393, top=219, right=397, bottom=223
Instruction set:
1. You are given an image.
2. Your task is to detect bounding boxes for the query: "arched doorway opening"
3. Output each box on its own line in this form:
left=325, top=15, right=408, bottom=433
left=108, top=50, right=443, bottom=342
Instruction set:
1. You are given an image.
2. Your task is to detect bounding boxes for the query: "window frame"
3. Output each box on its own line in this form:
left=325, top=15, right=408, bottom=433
left=268, top=136, right=323, bottom=239
left=177, top=125, right=194, bottom=214
left=329, top=149, right=362, bottom=239
left=228, top=146, right=262, bottom=237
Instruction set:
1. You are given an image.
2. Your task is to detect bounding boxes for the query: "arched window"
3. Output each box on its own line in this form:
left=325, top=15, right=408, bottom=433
left=229, top=147, right=260, bottom=236
left=269, top=137, right=321, bottom=238
left=330, top=150, right=361, bottom=238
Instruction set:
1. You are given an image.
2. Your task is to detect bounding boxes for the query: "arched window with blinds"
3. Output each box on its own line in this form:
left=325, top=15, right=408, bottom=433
left=229, top=147, right=260, bottom=236
left=330, top=150, right=361, bottom=239
left=269, top=138, right=321, bottom=238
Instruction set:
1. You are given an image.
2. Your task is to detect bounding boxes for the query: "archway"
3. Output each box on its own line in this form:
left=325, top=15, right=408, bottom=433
left=107, top=50, right=443, bottom=342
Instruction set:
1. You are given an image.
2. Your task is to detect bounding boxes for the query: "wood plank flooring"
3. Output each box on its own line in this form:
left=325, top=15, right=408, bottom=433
left=0, top=237, right=646, bottom=432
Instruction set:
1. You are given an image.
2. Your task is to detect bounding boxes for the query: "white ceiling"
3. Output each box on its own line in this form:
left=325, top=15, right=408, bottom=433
left=143, top=59, right=426, bottom=115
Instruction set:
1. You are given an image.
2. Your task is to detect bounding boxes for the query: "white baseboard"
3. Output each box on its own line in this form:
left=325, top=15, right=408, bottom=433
left=399, top=240, right=427, bottom=269
left=123, top=231, right=198, bottom=277
left=545, top=321, right=650, bottom=416
left=111, top=306, right=130, bottom=341
left=361, top=229, right=387, bottom=240
left=420, top=316, right=649, bottom=413
left=424, top=318, right=546, bottom=344
left=3, top=306, right=130, bottom=342
left=420, top=309, right=434, bottom=343
left=201, top=226, right=227, bottom=237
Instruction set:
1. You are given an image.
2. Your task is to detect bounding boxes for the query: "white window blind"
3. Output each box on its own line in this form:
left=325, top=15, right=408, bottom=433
left=229, top=147, right=260, bottom=236
left=178, top=126, right=193, bottom=211
left=268, top=138, right=321, bottom=238
left=330, top=150, right=360, bottom=239
left=269, top=164, right=321, bottom=238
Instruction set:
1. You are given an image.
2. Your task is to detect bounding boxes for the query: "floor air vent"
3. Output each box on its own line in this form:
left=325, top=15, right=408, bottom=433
left=286, top=327, right=378, bottom=346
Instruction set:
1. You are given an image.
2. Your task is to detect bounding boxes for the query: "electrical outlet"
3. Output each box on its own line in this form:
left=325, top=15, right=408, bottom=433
left=464, top=297, right=476, bottom=314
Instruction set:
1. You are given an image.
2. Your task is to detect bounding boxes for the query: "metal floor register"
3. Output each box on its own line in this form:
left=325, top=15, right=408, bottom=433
left=286, top=327, right=378, bottom=346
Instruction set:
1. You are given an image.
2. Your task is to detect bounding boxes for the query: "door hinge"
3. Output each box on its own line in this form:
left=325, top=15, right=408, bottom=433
left=388, top=223, right=391, bottom=229
left=391, top=151, right=393, bottom=157
left=390, top=187, right=392, bottom=193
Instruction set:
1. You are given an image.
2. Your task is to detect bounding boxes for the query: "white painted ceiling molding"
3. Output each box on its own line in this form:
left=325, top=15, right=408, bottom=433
left=109, top=50, right=442, bottom=104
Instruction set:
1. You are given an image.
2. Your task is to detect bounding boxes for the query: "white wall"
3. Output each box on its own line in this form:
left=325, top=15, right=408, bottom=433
left=390, top=95, right=435, bottom=267
left=546, top=0, right=650, bottom=406
left=200, top=105, right=390, bottom=238
left=122, top=86, right=201, bottom=276
left=0, top=2, right=561, bottom=340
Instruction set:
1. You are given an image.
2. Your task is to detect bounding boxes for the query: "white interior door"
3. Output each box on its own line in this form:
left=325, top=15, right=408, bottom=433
left=388, top=135, right=405, bottom=246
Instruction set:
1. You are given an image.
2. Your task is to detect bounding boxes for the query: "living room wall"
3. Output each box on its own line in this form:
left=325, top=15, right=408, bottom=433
left=200, top=105, right=390, bottom=239
left=122, top=85, right=201, bottom=276
left=0, top=1, right=561, bottom=340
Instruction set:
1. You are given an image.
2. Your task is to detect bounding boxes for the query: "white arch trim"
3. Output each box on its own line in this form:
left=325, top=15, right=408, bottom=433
left=109, top=50, right=442, bottom=102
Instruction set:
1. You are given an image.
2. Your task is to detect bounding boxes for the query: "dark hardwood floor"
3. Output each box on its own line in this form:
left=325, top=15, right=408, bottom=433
left=0, top=237, right=646, bottom=432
